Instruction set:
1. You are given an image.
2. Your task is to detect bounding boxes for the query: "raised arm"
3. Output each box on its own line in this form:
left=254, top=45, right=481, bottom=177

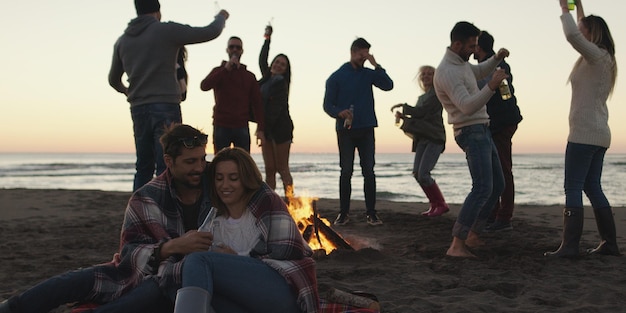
left=575, top=0, right=585, bottom=21
left=559, top=0, right=584, bottom=18
left=259, top=26, right=272, bottom=78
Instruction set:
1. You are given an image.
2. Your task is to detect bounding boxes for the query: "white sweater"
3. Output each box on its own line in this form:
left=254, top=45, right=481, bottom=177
left=562, top=13, right=613, bottom=148
left=433, top=48, right=499, bottom=130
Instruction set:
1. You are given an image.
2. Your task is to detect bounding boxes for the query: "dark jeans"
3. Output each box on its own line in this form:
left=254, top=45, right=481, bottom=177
left=130, top=103, right=182, bottom=191
left=412, top=139, right=445, bottom=186
left=337, top=127, right=376, bottom=215
left=564, top=142, right=610, bottom=210
left=213, top=126, right=251, bottom=154
left=182, top=252, right=299, bottom=313
left=7, top=267, right=172, bottom=313
left=490, top=124, right=518, bottom=222
left=453, top=124, right=505, bottom=239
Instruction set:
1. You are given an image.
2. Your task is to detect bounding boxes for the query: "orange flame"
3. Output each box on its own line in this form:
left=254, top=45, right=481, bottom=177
left=286, top=186, right=344, bottom=254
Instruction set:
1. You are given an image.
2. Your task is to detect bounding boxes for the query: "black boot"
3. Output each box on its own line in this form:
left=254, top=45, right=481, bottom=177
left=544, top=208, right=584, bottom=258
left=587, top=207, right=621, bottom=256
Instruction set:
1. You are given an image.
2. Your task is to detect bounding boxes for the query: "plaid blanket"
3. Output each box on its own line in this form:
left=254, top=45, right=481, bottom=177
left=247, top=184, right=320, bottom=312
left=87, top=169, right=213, bottom=302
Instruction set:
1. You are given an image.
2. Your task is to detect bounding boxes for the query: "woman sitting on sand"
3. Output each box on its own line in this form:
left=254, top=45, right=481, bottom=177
left=173, top=147, right=319, bottom=313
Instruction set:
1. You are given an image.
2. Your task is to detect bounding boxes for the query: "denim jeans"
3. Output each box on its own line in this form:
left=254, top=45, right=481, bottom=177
left=564, top=142, right=610, bottom=210
left=453, top=124, right=505, bottom=239
left=131, top=103, right=182, bottom=191
left=7, top=268, right=171, bottom=313
left=213, top=126, right=251, bottom=154
left=413, top=140, right=445, bottom=186
left=490, top=124, right=518, bottom=222
left=182, top=252, right=300, bottom=313
left=337, top=127, right=376, bottom=215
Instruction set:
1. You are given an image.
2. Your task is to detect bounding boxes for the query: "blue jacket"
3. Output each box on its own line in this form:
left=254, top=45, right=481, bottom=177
left=323, top=63, right=393, bottom=131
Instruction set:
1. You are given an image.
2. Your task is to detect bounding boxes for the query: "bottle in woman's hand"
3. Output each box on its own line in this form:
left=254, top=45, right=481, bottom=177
left=264, top=25, right=273, bottom=39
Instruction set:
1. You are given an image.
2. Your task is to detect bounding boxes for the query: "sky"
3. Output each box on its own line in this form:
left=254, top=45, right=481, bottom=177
left=1, top=0, right=625, bottom=155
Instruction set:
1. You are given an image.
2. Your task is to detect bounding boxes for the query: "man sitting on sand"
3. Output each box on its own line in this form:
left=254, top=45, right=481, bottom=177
left=0, top=124, right=214, bottom=313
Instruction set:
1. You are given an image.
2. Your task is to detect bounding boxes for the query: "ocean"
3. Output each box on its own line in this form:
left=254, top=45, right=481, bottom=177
left=1, top=153, right=625, bottom=207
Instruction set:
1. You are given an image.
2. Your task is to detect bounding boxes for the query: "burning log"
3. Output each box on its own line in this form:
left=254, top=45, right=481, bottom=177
left=302, top=224, right=313, bottom=242
left=312, top=200, right=323, bottom=247
left=314, top=216, right=353, bottom=250
left=287, top=194, right=354, bottom=253
left=312, top=200, right=353, bottom=250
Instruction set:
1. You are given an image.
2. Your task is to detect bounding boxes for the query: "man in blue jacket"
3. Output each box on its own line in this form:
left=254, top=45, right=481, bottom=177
left=323, top=38, right=393, bottom=226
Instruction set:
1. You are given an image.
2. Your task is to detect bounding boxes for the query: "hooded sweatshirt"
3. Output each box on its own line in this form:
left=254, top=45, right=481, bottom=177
left=109, top=14, right=226, bottom=107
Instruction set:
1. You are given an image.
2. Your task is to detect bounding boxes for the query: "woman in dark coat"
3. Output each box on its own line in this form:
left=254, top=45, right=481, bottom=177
left=258, top=25, right=295, bottom=199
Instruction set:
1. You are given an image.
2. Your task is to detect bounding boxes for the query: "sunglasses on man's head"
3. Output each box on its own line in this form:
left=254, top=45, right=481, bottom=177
left=178, top=135, right=208, bottom=149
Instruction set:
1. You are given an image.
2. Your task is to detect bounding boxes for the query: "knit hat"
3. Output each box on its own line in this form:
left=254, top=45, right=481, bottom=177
left=135, top=0, right=160, bottom=15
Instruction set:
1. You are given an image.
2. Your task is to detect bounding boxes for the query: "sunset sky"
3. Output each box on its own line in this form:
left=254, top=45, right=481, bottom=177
left=1, top=0, right=625, bottom=155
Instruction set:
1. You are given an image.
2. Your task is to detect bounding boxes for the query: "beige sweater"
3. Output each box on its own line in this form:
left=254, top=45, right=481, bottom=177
left=562, top=13, right=613, bottom=148
left=433, top=48, right=499, bottom=130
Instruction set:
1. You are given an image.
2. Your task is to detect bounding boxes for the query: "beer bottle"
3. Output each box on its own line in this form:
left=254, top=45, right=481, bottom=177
left=567, top=0, right=575, bottom=11
left=499, top=79, right=512, bottom=100
left=344, top=105, right=354, bottom=129
left=497, top=67, right=512, bottom=100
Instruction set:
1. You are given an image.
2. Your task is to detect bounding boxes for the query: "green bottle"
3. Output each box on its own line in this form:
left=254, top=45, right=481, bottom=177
left=567, top=0, right=575, bottom=11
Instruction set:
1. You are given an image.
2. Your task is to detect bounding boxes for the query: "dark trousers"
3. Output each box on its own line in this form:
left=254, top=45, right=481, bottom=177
left=337, top=127, right=376, bottom=215
left=490, top=124, right=518, bottom=223
left=7, top=267, right=172, bottom=313
left=130, top=103, right=182, bottom=191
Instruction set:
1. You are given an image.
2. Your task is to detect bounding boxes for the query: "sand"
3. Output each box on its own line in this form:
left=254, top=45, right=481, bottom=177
left=1, top=188, right=625, bottom=313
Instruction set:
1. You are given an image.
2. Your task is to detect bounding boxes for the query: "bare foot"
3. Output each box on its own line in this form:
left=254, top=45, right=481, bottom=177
left=446, top=237, right=477, bottom=258
left=465, top=232, right=485, bottom=248
left=446, top=245, right=477, bottom=258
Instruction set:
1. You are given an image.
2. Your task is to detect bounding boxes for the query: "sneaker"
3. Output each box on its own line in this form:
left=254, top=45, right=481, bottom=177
left=484, top=220, right=512, bottom=233
left=334, top=213, right=350, bottom=225
left=366, top=214, right=383, bottom=226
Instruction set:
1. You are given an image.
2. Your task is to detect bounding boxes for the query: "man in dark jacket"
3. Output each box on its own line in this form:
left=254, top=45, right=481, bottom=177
left=200, top=36, right=266, bottom=154
left=109, top=0, right=228, bottom=191
left=475, top=31, right=523, bottom=232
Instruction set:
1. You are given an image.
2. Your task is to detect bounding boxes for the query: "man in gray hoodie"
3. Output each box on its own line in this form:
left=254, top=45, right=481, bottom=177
left=109, top=0, right=229, bottom=191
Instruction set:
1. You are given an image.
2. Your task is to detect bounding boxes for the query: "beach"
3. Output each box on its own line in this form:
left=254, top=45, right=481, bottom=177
left=1, top=188, right=625, bottom=313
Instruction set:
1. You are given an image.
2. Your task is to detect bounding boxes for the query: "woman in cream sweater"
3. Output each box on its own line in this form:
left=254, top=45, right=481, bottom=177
left=546, top=0, right=620, bottom=258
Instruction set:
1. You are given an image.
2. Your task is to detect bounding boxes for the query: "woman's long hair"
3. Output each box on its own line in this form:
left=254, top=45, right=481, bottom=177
left=272, top=54, right=291, bottom=92
left=208, top=147, right=263, bottom=215
left=572, top=15, right=618, bottom=95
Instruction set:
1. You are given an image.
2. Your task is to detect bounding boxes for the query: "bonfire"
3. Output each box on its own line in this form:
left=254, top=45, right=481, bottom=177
left=285, top=186, right=353, bottom=255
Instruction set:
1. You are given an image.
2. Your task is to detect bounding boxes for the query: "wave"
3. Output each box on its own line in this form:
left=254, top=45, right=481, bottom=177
left=1, top=153, right=625, bottom=206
